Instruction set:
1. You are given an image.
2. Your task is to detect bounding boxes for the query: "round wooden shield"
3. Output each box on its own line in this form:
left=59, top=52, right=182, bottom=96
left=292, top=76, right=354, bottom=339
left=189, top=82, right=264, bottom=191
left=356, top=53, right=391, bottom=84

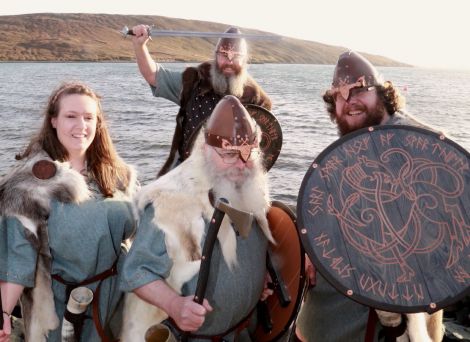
left=184, top=104, right=282, bottom=171
left=297, top=125, right=470, bottom=313
left=255, top=201, right=306, bottom=341
left=245, top=104, right=283, bottom=171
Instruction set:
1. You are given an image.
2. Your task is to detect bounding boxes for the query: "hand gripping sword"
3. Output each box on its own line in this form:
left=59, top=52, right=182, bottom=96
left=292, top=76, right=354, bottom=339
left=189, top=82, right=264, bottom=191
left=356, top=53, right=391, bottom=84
left=121, top=26, right=281, bottom=41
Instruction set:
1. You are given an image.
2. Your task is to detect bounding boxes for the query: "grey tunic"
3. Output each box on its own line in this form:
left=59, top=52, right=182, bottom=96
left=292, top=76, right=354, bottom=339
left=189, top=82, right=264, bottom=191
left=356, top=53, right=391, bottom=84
left=121, top=204, right=268, bottom=341
left=150, top=65, right=183, bottom=104
left=0, top=189, right=135, bottom=341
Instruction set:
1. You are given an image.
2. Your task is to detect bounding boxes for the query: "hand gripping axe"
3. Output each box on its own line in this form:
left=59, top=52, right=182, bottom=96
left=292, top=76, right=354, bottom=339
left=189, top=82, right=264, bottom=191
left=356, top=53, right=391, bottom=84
left=181, top=198, right=253, bottom=342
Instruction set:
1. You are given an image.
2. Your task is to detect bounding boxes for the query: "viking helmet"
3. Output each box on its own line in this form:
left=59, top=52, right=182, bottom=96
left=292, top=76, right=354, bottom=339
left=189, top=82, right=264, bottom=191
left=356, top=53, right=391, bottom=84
left=215, top=27, right=248, bottom=55
left=205, top=95, right=258, bottom=162
left=332, top=51, right=383, bottom=88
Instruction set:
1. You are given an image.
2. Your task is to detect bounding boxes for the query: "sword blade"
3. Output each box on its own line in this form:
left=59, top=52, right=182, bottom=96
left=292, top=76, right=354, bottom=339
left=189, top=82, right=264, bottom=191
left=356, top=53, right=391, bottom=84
left=121, top=26, right=281, bottom=40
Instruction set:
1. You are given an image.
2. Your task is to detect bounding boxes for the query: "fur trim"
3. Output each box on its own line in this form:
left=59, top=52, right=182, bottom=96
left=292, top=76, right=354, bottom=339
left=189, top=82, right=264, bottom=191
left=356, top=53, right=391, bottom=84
left=121, top=293, right=168, bottom=342
left=376, top=310, right=443, bottom=342
left=0, top=152, right=90, bottom=341
left=0, top=152, right=90, bottom=236
left=123, top=164, right=139, bottom=198
left=405, top=311, right=443, bottom=342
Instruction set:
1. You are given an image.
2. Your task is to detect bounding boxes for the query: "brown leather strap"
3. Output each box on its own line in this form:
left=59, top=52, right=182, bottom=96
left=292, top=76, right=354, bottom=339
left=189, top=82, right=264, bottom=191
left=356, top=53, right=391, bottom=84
left=52, top=261, right=118, bottom=341
left=92, top=280, right=109, bottom=342
left=52, top=261, right=118, bottom=287
left=365, top=308, right=378, bottom=342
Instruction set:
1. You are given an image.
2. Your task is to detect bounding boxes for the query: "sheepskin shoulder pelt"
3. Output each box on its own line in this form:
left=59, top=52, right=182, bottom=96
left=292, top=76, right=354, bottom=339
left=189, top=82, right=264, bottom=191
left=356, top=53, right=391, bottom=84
left=376, top=309, right=444, bottom=342
left=0, top=152, right=90, bottom=342
left=121, top=154, right=215, bottom=341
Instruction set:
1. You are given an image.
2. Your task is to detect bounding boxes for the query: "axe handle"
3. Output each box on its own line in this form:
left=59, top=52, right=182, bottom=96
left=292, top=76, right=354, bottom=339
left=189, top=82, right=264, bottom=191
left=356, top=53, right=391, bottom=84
left=181, top=200, right=228, bottom=342
left=194, top=205, right=227, bottom=304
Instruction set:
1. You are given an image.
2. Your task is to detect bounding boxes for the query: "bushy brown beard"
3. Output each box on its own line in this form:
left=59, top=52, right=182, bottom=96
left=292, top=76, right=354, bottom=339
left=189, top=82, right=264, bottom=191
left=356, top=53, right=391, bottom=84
left=210, top=60, right=248, bottom=98
left=336, top=101, right=387, bottom=136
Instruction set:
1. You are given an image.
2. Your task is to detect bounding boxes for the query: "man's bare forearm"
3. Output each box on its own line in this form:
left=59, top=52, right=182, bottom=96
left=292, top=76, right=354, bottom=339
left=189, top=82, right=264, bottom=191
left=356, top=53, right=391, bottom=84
left=134, top=44, right=158, bottom=87
left=131, top=24, right=159, bottom=87
left=133, top=279, right=212, bottom=332
left=133, top=279, right=178, bottom=314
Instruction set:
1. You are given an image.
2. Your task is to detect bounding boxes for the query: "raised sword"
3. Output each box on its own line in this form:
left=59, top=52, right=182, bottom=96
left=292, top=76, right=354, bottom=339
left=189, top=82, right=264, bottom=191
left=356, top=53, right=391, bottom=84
left=120, top=26, right=281, bottom=40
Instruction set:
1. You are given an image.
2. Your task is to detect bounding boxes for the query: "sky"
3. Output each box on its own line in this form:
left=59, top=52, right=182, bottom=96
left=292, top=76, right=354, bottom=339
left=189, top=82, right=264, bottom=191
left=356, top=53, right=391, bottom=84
left=2, top=0, right=469, bottom=70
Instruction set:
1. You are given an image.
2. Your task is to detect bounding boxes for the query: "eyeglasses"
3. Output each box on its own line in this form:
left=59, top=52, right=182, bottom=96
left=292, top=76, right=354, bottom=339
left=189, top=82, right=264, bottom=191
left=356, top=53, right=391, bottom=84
left=213, top=147, right=261, bottom=164
left=329, top=78, right=376, bottom=102
left=216, top=50, right=246, bottom=62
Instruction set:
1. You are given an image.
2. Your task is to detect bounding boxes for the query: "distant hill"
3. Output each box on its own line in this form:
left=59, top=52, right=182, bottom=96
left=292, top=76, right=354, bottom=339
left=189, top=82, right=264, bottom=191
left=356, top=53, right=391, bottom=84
left=0, top=13, right=410, bottom=66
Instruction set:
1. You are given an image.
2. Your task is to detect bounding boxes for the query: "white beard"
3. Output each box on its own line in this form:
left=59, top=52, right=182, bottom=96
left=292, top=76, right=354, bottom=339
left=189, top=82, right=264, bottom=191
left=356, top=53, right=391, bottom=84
left=205, top=151, right=269, bottom=215
left=203, top=147, right=274, bottom=250
left=210, top=60, right=248, bottom=98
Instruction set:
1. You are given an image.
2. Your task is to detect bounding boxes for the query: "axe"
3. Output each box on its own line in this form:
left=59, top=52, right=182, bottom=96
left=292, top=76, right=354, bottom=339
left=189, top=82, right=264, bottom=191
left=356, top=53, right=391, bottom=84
left=194, top=198, right=253, bottom=303
left=180, top=198, right=253, bottom=342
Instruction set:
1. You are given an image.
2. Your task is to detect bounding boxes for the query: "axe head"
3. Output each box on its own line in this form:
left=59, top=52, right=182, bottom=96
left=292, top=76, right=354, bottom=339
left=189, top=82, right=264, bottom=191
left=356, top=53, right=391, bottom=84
left=215, top=199, right=254, bottom=238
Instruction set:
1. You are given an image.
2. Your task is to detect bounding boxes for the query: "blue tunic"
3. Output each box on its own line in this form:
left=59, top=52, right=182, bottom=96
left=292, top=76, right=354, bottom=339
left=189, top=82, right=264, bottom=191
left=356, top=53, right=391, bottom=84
left=121, top=204, right=268, bottom=341
left=0, top=189, right=135, bottom=341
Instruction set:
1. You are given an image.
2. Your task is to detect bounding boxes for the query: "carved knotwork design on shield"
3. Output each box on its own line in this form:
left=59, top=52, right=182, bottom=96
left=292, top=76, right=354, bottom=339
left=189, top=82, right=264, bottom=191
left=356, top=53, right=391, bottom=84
left=327, top=147, right=470, bottom=283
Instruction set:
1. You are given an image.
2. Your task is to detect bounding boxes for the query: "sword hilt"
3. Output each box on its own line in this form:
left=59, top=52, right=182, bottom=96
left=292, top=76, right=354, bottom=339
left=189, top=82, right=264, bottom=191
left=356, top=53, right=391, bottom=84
left=121, top=26, right=153, bottom=40
left=121, top=26, right=133, bottom=36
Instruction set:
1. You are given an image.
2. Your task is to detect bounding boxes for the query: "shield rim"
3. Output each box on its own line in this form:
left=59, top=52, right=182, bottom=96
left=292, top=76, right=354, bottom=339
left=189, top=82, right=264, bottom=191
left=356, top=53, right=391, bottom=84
left=254, top=200, right=306, bottom=341
left=297, top=124, right=470, bottom=313
left=245, top=104, right=283, bottom=171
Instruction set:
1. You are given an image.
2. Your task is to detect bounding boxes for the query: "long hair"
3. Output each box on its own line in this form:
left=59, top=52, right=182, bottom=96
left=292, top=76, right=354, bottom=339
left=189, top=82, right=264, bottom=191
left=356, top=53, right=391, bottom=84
left=17, top=82, right=130, bottom=197
left=323, top=81, right=406, bottom=122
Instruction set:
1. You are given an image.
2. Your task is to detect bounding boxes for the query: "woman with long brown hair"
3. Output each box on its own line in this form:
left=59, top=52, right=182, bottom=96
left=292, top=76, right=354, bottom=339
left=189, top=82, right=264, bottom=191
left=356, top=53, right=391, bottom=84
left=0, top=82, right=137, bottom=341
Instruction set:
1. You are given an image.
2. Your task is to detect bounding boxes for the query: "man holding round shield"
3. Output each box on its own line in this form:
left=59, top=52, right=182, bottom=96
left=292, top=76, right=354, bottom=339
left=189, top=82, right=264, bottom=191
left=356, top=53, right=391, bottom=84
left=295, top=51, right=454, bottom=342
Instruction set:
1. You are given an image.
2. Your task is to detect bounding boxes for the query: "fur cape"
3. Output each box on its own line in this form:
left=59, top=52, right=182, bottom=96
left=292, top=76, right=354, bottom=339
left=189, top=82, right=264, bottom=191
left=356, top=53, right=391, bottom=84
left=0, top=151, right=136, bottom=341
left=121, top=138, right=274, bottom=341
left=0, top=152, right=91, bottom=341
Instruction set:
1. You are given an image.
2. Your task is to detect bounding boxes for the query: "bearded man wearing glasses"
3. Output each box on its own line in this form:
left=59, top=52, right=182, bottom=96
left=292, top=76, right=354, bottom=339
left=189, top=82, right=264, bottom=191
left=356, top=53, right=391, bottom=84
left=120, top=96, right=274, bottom=341
left=130, top=25, right=272, bottom=177
left=295, top=51, right=444, bottom=342
left=323, top=50, right=433, bottom=137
